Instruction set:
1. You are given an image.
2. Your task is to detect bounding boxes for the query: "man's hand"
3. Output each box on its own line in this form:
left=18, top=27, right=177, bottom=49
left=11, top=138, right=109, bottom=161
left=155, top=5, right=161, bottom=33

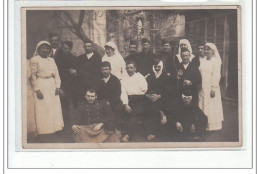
left=68, top=68, right=77, bottom=76
left=184, top=80, right=192, bottom=86
left=177, top=69, right=183, bottom=79
left=93, top=123, right=104, bottom=132
left=36, top=90, right=43, bottom=99
left=210, top=90, right=215, bottom=98
left=144, top=73, right=150, bottom=79
left=124, top=104, right=132, bottom=114
left=72, top=125, right=80, bottom=134
left=161, top=115, right=167, bottom=125
left=59, top=88, right=65, bottom=97
left=190, top=124, right=196, bottom=133
left=55, top=88, right=60, bottom=96
left=176, top=122, right=183, bottom=132
left=105, top=101, right=111, bottom=106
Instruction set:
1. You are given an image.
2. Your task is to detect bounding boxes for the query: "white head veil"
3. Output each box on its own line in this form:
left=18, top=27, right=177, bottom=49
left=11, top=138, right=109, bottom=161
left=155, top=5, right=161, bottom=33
left=103, top=41, right=122, bottom=58
left=152, top=60, right=163, bottom=79
left=176, top=39, right=195, bottom=63
left=205, top=42, right=222, bottom=65
left=33, top=40, right=52, bottom=57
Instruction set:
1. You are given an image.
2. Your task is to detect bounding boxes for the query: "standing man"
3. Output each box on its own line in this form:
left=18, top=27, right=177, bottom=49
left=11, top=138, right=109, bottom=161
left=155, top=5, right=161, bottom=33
left=76, top=40, right=102, bottom=101
left=54, top=41, right=78, bottom=134
left=124, top=40, right=138, bottom=62
left=157, top=39, right=174, bottom=73
left=135, top=38, right=156, bottom=77
left=177, top=48, right=201, bottom=106
left=192, top=42, right=206, bottom=67
left=48, top=32, right=60, bottom=58
left=71, top=89, right=120, bottom=143
left=97, top=61, right=125, bottom=135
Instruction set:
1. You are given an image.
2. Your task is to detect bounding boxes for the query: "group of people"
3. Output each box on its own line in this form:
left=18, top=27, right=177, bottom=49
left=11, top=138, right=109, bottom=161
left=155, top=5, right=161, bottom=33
left=27, top=32, right=224, bottom=143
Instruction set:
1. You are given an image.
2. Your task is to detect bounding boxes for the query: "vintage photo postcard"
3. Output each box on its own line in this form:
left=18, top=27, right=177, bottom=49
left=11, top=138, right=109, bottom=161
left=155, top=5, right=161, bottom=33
left=21, top=6, right=242, bottom=149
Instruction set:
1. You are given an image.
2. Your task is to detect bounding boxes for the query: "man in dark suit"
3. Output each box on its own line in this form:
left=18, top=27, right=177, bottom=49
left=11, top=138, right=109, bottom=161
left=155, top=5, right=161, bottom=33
left=177, top=47, right=201, bottom=106
left=97, top=61, right=122, bottom=110
left=76, top=40, right=102, bottom=101
left=156, top=39, right=175, bottom=73
left=191, top=42, right=206, bottom=68
left=124, top=40, right=139, bottom=62
left=96, top=61, right=126, bottom=136
left=54, top=41, right=78, bottom=133
left=135, top=38, right=156, bottom=77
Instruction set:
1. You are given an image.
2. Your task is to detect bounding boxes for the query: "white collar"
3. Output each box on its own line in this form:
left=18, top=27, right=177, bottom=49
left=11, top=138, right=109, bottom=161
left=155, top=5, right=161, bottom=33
left=102, top=75, right=111, bottom=83
left=86, top=52, right=94, bottom=59
left=183, top=62, right=190, bottom=69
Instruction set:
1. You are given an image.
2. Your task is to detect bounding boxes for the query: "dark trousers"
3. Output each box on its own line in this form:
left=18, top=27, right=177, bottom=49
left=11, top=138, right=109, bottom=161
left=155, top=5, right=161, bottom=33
left=124, top=96, right=161, bottom=140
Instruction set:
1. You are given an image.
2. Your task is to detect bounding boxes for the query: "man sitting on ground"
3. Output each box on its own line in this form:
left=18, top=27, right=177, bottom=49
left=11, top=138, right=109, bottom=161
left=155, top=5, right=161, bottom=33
left=71, top=89, right=120, bottom=143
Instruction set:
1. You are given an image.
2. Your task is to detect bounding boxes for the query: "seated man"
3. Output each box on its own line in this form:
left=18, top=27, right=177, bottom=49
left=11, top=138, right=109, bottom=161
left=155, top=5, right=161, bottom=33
left=71, top=89, right=120, bottom=143
left=97, top=61, right=125, bottom=135
left=97, top=61, right=122, bottom=110
left=146, top=58, right=180, bottom=141
left=120, top=61, right=148, bottom=142
left=177, top=90, right=208, bottom=141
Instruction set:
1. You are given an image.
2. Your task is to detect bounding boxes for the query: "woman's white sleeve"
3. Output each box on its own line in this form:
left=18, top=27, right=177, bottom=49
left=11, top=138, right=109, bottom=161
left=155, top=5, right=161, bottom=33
left=120, top=81, right=128, bottom=105
left=53, top=59, right=61, bottom=88
left=211, top=62, right=221, bottom=90
left=120, top=57, right=128, bottom=80
left=30, top=58, right=40, bottom=91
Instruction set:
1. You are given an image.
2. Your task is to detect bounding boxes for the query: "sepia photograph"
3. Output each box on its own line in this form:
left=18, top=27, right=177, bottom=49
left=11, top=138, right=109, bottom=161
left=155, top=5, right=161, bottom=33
left=22, top=6, right=241, bottom=149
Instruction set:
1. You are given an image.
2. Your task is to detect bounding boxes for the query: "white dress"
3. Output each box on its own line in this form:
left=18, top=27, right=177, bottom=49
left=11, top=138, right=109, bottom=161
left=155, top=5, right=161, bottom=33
left=27, top=60, right=37, bottom=137
left=198, top=57, right=224, bottom=131
left=30, top=55, right=64, bottom=134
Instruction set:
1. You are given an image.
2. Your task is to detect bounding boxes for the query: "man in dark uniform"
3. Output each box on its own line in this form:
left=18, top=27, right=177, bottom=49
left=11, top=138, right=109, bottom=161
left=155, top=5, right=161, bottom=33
left=124, top=40, right=139, bottom=62
left=54, top=41, right=78, bottom=133
left=135, top=38, right=156, bottom=77
left=76, top=40, right=102, bottom=101
left=156, top=39, right=175, bottom=73
left=96, top=61, right=126, bottom=135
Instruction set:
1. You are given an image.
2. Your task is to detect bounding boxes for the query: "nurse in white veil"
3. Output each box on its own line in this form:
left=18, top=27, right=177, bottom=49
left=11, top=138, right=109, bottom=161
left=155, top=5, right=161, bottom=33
left=102, top=42, right=127, bottom=80
left=198, top=43, right=224, bottom=131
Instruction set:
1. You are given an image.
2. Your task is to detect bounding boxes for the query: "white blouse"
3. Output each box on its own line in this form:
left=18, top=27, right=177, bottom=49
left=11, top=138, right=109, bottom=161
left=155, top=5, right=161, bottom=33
left=120, top=72, right=148, bottom=105
left=30, top=55, right=61, bottom=91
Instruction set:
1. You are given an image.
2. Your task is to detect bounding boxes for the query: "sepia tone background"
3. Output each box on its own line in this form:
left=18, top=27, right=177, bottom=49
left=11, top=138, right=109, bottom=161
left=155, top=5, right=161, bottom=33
left=24, top=8, right=240, bottom=146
